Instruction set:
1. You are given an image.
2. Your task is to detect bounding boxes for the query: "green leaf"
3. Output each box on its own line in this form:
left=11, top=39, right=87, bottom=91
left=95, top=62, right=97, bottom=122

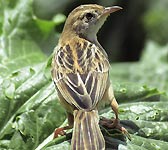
left=0, top=0, right=46, bottom=76
left=113, top=82, right=161, bottom=103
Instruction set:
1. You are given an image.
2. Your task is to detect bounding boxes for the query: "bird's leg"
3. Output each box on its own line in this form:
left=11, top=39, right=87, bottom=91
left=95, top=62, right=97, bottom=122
left=54, top=113, right=74, bottom=138
left=100, top=85, right=131, bottom=140
left=100, top=98, right=120, bottom=128
left=111, top=98, right=129, bottom=134
left=111, top=97, right=119, bottom=128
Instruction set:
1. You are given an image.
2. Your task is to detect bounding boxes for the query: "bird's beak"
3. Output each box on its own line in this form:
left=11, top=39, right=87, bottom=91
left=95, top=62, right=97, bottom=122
left=102, top=6, right=123, bottom=16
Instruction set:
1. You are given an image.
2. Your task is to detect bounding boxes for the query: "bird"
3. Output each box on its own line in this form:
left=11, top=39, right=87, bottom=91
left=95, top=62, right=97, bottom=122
left=51, top=4, right=129, bottom=150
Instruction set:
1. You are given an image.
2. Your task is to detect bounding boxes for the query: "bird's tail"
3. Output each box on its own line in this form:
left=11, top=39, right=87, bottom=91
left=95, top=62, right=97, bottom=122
left=71, top=110, right=105, bottom=150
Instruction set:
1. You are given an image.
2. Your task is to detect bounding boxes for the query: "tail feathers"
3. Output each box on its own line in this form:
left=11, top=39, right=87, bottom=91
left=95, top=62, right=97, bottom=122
left=71, top=110, right=105, bottom=150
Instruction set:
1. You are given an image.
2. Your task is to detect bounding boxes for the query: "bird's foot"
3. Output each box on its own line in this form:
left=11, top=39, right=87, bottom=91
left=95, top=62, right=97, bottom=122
left=53, top=125, right=73, bottom=139
left=100, top=117, right=131, bottom=140
left=53, top=127, right=66, bottom=139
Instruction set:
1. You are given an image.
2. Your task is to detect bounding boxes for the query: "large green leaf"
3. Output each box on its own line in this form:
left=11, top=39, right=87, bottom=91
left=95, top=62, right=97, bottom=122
left=0, top=0, right=46, bottom=76
left=0, top=0, right=65, bottom=149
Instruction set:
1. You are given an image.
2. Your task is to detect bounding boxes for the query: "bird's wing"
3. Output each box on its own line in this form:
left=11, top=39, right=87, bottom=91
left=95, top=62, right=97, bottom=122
left=52, top=40, right=110, bottom=110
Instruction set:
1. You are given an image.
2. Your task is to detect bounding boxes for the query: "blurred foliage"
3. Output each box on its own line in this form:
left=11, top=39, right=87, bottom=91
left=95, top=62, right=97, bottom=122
left=143, top=0, right=168, bottom=45
left=0, top=0, right=168, bottom=150
left=110, top=42, right=168, bottom=92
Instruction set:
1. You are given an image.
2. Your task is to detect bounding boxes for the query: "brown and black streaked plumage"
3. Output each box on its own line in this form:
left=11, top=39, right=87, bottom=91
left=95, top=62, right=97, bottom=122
left=51, top=4, right=129, bottom=150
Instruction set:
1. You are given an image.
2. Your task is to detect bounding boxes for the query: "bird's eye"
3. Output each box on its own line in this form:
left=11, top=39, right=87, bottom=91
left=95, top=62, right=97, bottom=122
left=85, top=13, right=94, bottom=20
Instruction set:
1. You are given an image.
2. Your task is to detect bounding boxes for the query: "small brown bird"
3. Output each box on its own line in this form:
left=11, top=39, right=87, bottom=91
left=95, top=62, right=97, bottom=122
left=51, top=4, right=129, bottom=150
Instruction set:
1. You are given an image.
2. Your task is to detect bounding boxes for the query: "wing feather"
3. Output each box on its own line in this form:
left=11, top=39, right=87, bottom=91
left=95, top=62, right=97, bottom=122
left=52, top=39, right=110, bottom=110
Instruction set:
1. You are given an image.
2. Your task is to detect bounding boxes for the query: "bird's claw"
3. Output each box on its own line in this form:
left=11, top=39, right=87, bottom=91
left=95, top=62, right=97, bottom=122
left=53, top=127, right=66, bottom=139
left=120, top=126, right=131, bottom=141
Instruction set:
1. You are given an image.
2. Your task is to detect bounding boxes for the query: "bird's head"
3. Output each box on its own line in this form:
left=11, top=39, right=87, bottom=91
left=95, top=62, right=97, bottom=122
left=61, top=4, right=122, bottom=42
